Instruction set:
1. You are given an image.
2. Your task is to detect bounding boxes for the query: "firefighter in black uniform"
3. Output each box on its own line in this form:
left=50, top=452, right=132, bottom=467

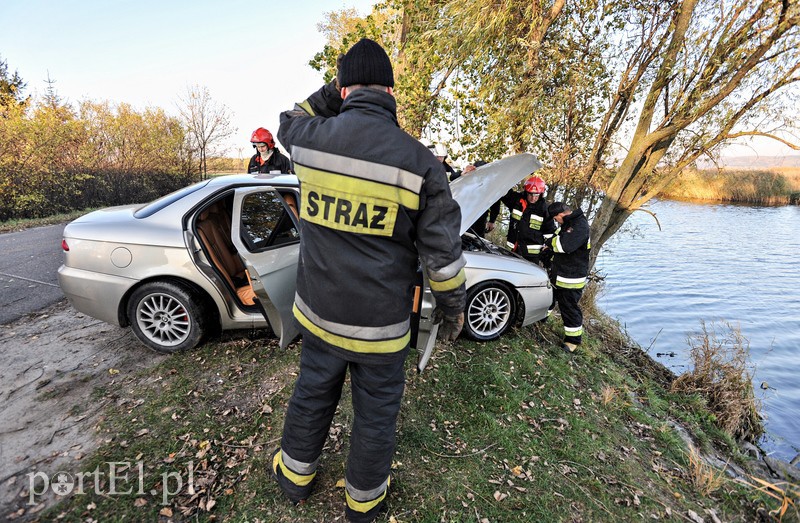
left=247, top=127, right=293, bottom=173
left=543, top=201, right=591, bottom=354
left=498, top=176, right=555, bottom=265
left=271, top=38, right=466, bottom=523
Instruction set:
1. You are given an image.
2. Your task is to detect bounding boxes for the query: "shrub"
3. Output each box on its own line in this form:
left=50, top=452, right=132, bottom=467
left=671, top=321, right=764, bottom=442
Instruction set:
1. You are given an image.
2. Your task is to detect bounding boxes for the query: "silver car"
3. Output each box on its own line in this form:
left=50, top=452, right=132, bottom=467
left=58, top=154, right=552, bottom=369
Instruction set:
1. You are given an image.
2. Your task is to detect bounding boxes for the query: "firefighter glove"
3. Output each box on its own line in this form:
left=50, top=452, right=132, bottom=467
left=433, top=309, right=464, bottom=342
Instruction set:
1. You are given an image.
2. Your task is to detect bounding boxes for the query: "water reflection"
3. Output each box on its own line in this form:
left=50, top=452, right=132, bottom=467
left=597, top=200, right=800, bottom=461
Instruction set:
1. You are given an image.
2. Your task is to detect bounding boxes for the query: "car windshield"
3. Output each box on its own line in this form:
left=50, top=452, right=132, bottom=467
left=134, top=180, right=211, bottom=219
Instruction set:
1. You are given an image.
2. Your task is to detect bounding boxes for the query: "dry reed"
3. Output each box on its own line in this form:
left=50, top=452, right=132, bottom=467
left=671, top=321, right=764, bottom=442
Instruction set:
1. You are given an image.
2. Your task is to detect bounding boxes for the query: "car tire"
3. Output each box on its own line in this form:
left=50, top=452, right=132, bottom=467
left=127, top=281, right=206, bottom=353
left=463, top=281, right=516, bottom=341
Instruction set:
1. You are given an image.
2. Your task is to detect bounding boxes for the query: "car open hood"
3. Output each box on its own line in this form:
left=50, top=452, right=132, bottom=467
left=450, top=153, right=542, bottom=235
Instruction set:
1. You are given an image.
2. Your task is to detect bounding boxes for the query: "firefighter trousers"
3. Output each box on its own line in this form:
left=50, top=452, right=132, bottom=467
left=278, top=334, right=406, bottom=511
left=550, top=286, right=584, bottom=345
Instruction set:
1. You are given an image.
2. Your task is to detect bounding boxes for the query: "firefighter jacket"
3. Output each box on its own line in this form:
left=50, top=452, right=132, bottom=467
left=500, top=190, right=555, bottom=257
left=278, top=82, right=467, bottom=362
left=546, top=208, right=591, bottom=289
left=247, top=149, right=293, bottom=174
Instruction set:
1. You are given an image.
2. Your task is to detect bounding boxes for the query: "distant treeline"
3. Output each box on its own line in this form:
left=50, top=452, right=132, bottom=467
left=0, top=98, right=197, bottom=222
left=661, top=168, right=800, bottom=205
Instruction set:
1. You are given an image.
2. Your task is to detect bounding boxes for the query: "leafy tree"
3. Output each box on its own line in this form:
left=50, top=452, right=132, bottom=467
left=313, top=0, right=800, bottom=270
left=587, top=0, right=800, bottom=262
left=0, top=55, right=27, bottom=107
left=176, top=85, right=236, bottom=179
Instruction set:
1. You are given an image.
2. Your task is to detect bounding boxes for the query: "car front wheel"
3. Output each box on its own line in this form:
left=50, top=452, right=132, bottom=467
left=463, top=282, right=516, bottom=341
left=127, top=281, right=206, bottom=353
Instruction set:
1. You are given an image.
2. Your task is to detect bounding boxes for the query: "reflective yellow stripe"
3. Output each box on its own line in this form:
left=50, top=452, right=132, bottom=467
left=555, top=276, right=586, bottom=289
left=428, top=268, right=466, bottom=292
left=296, top=164, right=420, bottom=210
left=293, top=304, right=410, bottom=354
left=274, top=449, right=316, bottom=487
left=346, top=477, right=390, bottom=513
left=300, top=180, right=398, bottom=237
left=297, top=100, right=315, bottom=116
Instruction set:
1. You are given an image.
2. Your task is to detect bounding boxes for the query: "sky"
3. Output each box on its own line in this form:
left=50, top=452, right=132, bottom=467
left=1, top=0, right=797, bottom=163
left=0, top=0, right=378, bottom=160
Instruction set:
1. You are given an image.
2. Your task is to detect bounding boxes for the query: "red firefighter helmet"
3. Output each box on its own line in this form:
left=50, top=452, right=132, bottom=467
left=524, top=176, right=546, bottom=194
left=250, top=127, right=275, bottom=149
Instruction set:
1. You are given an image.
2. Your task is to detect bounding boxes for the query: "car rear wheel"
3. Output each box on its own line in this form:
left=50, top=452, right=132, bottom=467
left=463, top=282, right=516, bottom=341
left=127, top=281, right=206, bottom=353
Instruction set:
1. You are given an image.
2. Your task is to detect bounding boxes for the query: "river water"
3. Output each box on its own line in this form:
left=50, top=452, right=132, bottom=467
left=595, top=199, right=800, bottom=461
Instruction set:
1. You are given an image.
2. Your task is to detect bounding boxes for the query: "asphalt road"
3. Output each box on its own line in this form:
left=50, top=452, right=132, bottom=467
left=0, top=223, right=67, bottom=324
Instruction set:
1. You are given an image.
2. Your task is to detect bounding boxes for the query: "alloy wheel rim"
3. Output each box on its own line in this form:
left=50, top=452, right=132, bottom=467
left=467, top=288, right=511, bottom=337
left=136, top=292, right=191, bottom=347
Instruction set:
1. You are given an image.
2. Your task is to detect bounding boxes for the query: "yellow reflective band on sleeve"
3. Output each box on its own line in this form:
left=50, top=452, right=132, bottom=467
left=274, top=449, right=316, bottom=487
left=297, top=164, right=420, bottom=210
left=428, top=268, right=466, bottom=292
left=293, top=304, right=410, bottom=354
left=297, top=100, right=315, bottom=116
left=554, top=236, right=565, bottom=253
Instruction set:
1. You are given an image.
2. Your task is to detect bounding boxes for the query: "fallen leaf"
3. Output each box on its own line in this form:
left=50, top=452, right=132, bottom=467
left=134, top=498, right=147, bottom=507
left=687, top=510, right=704, bottom=523
left=134, top=428, right=149, bottom=438
left=159, top=507, right=173, bottom=517
left=493, top=491, right=508, bottom=501
left=511, top=465, right=523, bottom=477
left=109, top=368, right=120, bottom=375
left=86, top=502, right=96, bottom=510
left=335, top=479, right=346, bottom=488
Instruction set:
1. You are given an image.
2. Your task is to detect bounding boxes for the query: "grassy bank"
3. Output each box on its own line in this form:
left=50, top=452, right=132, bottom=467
left=34, top=306, right=795, bottom=522
left=0, top=208, right=99, bottom=233
left=662, top=168, right=800, bottom=205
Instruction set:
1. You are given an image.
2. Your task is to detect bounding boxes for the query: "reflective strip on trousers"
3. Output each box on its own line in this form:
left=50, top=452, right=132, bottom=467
left=346, top=476, right=390, bottom=513
left=556, top=276, right=587, bottom=289
left=275, top=449, right=317, bottom=487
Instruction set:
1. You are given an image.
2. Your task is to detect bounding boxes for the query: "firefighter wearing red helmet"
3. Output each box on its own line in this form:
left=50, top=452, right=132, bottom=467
left=247, top=127, right=293, bottom=174
left=498, top=175, right=555, bottom=265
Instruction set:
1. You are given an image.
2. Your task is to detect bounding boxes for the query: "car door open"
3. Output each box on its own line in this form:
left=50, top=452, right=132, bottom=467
left=231, top=187, right=301, bottom=349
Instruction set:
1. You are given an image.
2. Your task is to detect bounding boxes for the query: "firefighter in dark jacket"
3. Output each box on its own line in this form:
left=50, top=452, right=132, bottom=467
left=499, top=176, right=555, bottom=265
left=272, top=38, right=466, bottom=523
left=247, top=127, right=293, bottom=173
left=543, top=201, right=591, bottom=353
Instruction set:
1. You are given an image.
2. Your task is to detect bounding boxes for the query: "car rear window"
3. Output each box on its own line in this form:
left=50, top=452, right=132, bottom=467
left=134, top=180, right=211, bottom=218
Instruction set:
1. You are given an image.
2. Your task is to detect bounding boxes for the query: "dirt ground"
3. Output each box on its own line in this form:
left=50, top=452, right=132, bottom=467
left=0, top=299, right=166, bottom=519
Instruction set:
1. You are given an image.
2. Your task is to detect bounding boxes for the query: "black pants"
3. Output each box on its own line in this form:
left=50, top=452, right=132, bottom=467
left=280, top=334, right=406, bottom=500
left=550, top=286, right=584, bottom=345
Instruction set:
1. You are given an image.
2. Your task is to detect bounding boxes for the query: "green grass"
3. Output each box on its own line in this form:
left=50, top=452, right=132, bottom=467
left=41, top=317, right=789, bottom=522
left=0, top=208, right=98, bottom=233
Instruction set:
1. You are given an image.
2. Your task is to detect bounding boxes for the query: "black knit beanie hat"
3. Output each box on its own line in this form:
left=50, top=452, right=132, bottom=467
left=337, top=38, right=394, bottom=88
